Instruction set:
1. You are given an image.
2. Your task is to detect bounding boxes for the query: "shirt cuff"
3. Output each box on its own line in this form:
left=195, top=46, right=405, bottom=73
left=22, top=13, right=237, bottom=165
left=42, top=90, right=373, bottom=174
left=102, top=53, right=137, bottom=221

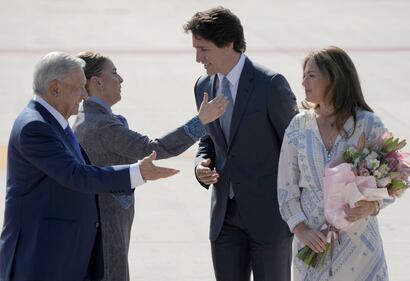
left=287, top=212, right=308, bottom=232
left=183, top=116, right=207, bottom=140
left=129, top=163, right=145, bottom=187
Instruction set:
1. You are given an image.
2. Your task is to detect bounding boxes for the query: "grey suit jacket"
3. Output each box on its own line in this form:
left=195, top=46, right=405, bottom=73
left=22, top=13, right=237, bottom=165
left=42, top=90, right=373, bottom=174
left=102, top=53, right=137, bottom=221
left=194, top=57, right=298, bottom=244
left=73, top=100, right=197, bottom=166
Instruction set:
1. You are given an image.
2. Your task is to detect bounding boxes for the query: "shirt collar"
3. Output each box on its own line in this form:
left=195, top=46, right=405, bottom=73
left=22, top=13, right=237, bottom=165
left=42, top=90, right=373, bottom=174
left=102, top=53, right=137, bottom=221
left=87, top=96, right=112, bottom=114
left=33, top=94, right=68, bottom=129
left=217, top=53, right=246, bottom=86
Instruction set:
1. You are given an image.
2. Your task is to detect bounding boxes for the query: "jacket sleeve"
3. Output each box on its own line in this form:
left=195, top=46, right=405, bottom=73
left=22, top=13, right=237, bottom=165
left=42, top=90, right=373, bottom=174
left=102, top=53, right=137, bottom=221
left=97, top=117, right=197, bottom=161
left=19, top=121, right=133, bottom=195
left=267, top=73, right=299, bottom=143
left=193, top=76, right=215, bottom=188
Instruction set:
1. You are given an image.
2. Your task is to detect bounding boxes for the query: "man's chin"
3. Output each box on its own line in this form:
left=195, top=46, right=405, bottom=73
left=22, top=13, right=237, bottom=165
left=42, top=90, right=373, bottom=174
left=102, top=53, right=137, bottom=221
left=70, top=107, right=79, bottom=117
left=206, top=69, right=216, bottom=75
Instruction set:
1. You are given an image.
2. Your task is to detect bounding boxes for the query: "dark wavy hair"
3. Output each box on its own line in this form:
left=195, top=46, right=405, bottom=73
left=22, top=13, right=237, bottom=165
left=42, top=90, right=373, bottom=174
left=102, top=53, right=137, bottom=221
left=302, top=46, right=373, bottom=137
left=183, top=6, right=246, bottom=53
left=77, top=51, right=109, bottom=80
left=76, top=51, right=110, bottom=93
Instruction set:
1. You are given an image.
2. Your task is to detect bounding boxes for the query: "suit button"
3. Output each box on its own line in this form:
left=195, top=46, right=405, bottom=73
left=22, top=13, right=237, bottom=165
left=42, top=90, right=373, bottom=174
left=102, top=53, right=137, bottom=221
left=95, top=222, right=100, bottom=228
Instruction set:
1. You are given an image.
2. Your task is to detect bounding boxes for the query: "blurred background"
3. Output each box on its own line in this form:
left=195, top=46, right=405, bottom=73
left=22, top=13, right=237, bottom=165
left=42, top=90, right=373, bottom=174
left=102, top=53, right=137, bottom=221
left=0, top=0, right=409, bottom=280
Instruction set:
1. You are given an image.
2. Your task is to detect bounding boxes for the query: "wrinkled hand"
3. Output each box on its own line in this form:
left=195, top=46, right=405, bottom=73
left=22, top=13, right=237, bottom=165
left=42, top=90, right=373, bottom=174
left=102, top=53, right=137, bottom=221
left=293, top=223, right=327, bottom=253
left=344, top=200, right=377, bottom=222
left=195, top=158, right=219, bottom=185
left=198, top=92, right=228, bottom=125
left=140, top=151, right=179, bottom=181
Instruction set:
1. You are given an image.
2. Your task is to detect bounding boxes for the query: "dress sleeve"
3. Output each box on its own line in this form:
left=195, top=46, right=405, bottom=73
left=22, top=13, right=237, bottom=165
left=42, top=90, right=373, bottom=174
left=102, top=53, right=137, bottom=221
left=277, top=118, right=307, bottom=232
left=365, top=112, right=388, bottom=144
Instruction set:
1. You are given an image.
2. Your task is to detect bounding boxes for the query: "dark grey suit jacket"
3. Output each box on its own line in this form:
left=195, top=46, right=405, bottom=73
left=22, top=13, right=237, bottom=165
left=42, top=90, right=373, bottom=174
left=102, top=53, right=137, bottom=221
left=194, top=57, right=298, bottom=244
left=72, top=100, right=201, bottom=281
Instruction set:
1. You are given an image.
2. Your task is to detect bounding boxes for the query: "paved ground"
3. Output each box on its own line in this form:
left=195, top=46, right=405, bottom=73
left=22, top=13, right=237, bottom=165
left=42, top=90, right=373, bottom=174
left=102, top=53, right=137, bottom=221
left=0, top=0, right=409, bottom=280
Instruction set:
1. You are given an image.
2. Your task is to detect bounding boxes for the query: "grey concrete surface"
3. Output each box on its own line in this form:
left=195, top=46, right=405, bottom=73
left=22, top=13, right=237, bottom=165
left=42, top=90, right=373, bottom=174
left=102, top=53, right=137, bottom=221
left=0, top=0, right=409, bottom=280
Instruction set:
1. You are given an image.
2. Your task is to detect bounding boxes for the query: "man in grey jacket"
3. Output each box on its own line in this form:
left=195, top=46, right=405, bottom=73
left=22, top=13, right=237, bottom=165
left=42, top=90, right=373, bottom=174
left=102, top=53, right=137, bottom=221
left=72, top=51, right=227, bottom=281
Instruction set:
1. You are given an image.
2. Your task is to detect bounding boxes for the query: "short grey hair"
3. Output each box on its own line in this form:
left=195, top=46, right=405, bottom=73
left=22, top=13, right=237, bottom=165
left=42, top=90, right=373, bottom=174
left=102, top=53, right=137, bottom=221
left=33, top=51, right=85, bottom=95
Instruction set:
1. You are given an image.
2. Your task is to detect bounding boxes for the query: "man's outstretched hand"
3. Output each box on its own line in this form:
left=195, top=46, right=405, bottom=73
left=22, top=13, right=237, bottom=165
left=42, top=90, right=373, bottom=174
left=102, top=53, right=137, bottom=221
left=140, top=151, right=179, bottom=181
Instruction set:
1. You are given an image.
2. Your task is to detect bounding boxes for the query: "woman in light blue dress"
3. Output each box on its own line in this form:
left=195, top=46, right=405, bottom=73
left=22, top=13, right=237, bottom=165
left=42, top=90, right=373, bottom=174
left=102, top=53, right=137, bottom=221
left=277, top=46, right=393, bottom=280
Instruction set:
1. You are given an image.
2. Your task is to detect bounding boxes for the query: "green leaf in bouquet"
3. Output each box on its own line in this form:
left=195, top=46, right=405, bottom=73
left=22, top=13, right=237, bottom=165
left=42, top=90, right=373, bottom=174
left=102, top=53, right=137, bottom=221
left=390, top=179, right=406, bottom=190
left=317, top=243, right=330, bottom=267
left=396, top=139, right=407, bottom=150
left=297, top=244, right=330, bottom=268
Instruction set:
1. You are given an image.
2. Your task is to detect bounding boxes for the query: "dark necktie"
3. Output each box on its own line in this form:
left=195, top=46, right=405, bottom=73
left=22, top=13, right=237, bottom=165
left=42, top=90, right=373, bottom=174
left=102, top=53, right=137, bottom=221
left=219, top=76, right=235, bottom=198
left=219, top=76, right=234, bottom=142
left=64, top=126, right=84, bottom=162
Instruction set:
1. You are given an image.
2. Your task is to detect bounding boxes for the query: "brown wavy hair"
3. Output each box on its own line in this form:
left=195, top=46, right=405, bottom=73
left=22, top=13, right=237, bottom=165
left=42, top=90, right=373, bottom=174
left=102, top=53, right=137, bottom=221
left=302, top=46, right=373, bottom=137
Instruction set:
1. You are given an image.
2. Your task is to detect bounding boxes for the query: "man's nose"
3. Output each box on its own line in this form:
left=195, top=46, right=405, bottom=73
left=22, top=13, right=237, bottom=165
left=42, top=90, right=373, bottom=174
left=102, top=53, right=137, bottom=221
left=82, top=88, right=88, bottom=100
left=196, top=50, right=201, bottom=63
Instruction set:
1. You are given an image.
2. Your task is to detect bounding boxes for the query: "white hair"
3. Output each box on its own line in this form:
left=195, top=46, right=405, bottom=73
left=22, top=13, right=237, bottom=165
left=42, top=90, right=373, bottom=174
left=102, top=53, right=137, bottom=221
left=33, top=51, right=85, bottom=95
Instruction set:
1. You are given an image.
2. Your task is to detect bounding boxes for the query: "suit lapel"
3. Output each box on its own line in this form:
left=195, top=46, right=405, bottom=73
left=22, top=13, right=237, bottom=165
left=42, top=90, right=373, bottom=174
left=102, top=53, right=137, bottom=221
left=228, top=58, right=255, bottom=148
left=31, top=100, right=86, bottom=163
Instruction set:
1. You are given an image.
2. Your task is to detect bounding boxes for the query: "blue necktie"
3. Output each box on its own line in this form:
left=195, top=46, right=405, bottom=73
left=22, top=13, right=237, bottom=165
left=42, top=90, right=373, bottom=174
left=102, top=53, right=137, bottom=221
left=219, top=76, right=235, bottom=199
left=64, top=126, right=84, bottom=162
left=219, top=77, right=234, bottom=142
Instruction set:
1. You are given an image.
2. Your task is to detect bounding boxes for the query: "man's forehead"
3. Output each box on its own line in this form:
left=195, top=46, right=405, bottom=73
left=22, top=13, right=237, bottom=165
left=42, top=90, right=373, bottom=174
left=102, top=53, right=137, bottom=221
left=192, top=36, right=213, bottom=47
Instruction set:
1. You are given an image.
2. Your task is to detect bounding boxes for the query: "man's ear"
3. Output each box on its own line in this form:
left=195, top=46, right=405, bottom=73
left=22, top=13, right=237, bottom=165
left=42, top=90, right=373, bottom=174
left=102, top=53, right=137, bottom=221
left=226, top=42, right=234, bottom=50
left=91, top=76, right=103, bottom=89
left=48, top=80, right=60, bottom=97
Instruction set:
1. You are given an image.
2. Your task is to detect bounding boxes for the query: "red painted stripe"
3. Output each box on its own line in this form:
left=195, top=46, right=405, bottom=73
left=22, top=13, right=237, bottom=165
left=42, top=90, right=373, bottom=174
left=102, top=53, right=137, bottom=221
left=0, top=46, right=410, bottom=55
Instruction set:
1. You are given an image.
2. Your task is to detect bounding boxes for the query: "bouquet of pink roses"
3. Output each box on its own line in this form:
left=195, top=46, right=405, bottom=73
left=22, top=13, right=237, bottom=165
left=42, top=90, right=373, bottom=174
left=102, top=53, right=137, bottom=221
left=297, top=132, right=409, bottom=271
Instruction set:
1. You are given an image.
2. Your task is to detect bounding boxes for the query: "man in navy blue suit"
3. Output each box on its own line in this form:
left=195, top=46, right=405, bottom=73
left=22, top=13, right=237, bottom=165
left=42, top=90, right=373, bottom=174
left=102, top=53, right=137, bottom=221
left=0, top=52, right=178, bottom=281
left=184, top=7, right=298, bottom=281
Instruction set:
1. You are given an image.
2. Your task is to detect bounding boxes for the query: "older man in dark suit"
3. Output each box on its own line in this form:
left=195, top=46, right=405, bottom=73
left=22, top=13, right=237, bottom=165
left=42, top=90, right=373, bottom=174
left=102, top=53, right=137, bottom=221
left=0, top=52, right=177, bottom=281
left=184, top=7, right=299, bottom=281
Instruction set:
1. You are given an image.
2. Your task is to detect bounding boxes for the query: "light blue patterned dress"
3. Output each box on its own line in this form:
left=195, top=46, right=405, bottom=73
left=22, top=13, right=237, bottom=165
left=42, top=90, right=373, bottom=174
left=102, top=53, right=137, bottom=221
left=277, top=109, right=392, bottom=281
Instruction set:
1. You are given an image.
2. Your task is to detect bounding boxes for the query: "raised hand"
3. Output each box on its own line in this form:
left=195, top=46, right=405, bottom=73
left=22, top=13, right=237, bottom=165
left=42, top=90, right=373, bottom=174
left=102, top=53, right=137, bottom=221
left=293, top=223, right=327, bottom=253
left=140, top=151, right=179, bottom=181
left=198, top=92, right=228, bottom=124
left=195, top=158, right=219, bottom=185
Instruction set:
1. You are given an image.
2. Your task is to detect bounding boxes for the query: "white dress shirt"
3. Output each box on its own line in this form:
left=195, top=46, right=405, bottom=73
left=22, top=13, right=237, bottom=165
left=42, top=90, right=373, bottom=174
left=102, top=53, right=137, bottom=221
left=216, top=53, right=246, bottom=102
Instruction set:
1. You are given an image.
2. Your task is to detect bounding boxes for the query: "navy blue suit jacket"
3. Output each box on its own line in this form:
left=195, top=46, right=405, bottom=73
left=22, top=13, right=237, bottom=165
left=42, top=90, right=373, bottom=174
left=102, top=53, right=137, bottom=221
left=194, top=57, right=298, bottom=243
left=0, top=100, right=133, bottom=281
